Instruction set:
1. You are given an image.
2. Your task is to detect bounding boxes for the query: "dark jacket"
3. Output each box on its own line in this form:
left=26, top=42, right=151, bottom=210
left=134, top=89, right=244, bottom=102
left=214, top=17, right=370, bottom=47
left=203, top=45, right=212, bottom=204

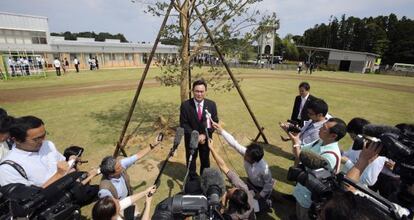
left=180, top=98, right=218, bottom=145
left=290, top=94, right=317, bottom=127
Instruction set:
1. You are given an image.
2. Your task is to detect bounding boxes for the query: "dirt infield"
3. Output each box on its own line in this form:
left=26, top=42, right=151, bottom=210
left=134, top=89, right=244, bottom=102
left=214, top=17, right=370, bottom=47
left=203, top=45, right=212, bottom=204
left=1, top=74, right=413, bottom=103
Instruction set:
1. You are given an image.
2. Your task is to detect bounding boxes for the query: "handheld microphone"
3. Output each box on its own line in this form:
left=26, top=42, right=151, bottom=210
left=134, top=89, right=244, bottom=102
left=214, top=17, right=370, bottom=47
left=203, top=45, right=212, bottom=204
left=189, top=130, right=199, bottom=154
left=299, top=150, right=329, bottom=170
left=205, top=109, right=212, bottom=129
left=182, top=130, right=200, bottom=191
left=172, top=127, right=185, bottom=152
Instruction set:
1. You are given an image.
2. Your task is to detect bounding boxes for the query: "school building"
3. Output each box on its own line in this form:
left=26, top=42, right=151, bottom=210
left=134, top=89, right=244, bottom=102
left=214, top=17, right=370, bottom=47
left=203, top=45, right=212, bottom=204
left=0, top=11, right=179, bottom=75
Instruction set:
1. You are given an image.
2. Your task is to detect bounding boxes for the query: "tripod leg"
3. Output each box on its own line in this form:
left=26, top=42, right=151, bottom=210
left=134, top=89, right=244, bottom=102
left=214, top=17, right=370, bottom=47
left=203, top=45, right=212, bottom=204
left=194, top=6, right=269, bottom=144
left=113, top=0, right=176, bottom=157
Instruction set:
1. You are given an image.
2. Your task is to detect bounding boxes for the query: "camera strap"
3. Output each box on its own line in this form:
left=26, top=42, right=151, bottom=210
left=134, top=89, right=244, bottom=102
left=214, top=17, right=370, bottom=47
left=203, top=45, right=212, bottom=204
left=0, top=160, right=28, bottom=180
left=320, top=151, right=340, bottom=173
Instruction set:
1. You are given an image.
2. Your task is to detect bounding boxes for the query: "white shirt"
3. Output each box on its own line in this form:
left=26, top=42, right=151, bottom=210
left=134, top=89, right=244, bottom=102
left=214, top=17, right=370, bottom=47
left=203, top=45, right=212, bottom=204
left=297, top=93, right=309, bottom=120
left=8, top=59, right=14, bottom=66
left=221, top=129, right=274, bottom=197
left=73, top=58, right=79, bottom=65
left=299, top=119, right=326, bottom=145
left=0, top=141, right=10, bottom=161
left=54, top=59, right=61, bottom=68
left=98, top=155, right=139, bottom=199
left=193, top=99, right=204, bottom=111
left=0, top=140, right=65, bottom=187
left=342, top=148, right=387, bottom=186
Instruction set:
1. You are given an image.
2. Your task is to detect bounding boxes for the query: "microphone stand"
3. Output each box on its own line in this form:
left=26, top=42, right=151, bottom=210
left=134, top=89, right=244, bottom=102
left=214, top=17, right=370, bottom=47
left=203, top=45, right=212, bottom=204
left=182, top=147, right=196, bottom=192
left=154, top=142, right=179, bottom=187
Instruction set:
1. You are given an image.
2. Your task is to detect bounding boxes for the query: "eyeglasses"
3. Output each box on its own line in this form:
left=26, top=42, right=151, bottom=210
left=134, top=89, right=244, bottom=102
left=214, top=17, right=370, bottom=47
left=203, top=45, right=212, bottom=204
left=29, top=131, right=47, bottom=143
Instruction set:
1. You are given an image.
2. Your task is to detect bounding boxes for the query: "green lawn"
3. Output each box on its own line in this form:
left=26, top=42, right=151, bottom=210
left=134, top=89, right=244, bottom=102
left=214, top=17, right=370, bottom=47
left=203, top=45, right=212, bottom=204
left=1, top=67, right=413, bottom=219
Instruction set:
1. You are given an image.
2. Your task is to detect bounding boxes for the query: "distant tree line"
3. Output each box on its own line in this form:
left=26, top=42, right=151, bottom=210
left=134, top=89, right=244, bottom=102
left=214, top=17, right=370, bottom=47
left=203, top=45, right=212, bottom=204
left=50, top=31, right=128, bottom=43
left=289, top=14, right=414, bottom=65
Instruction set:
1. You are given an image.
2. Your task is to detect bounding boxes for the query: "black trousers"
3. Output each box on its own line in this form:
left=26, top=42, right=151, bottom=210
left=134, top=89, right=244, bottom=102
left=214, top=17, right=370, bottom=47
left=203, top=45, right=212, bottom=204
left=185, top=137, right=210, bottom=176
left=55, top=67, right=61, bottom=76
left=75, top=64, right=79, bottom=72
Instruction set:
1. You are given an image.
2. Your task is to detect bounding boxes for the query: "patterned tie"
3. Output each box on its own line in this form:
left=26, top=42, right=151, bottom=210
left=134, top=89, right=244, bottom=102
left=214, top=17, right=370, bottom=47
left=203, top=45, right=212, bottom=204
left=197, top=103, right=202, bottom=121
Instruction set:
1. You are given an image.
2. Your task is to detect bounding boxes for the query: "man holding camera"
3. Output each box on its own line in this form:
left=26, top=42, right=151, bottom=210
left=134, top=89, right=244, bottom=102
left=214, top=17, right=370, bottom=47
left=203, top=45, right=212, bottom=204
left=288, top=117, right=347, bottom=220
left=0, top=116, right=70, bottom=188
left=346, top=124, right=414, bottom=219
left=281, top=99, right=329, bottom=145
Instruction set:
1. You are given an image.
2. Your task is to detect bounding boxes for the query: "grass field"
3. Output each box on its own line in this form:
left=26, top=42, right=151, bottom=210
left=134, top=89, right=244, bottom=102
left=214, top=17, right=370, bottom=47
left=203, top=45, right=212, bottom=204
left=1, top=67, right=413, bottom=219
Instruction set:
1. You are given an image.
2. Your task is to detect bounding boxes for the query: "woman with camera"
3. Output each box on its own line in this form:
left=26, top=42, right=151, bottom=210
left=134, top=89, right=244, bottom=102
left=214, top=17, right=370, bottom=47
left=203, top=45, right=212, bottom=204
left=92, top=185, right=156, bottom=220
left=208, top=139, right=256, bottom=220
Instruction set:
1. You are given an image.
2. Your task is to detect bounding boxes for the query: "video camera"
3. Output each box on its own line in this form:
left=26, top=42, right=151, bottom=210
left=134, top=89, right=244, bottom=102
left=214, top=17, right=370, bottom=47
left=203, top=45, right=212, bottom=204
left=351, top=124, right=414, bottom=184
left=152, top=187, right=224, bottom=220
left=0, top=172, right=91, bottom=220
left=287, top=149, right=411, bottom=220
left=152, top=168, right=225, bottom=220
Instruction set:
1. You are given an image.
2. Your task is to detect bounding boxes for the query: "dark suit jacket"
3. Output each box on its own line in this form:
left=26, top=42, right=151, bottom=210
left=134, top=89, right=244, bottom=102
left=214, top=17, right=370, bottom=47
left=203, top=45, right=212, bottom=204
left=180, top=98, right=218, bottom=145
left=290, top=94, right=316, bottom=126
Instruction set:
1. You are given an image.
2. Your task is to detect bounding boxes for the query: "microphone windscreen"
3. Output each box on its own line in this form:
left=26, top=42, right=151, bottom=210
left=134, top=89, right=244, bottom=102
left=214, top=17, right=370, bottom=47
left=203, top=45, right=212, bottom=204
left=201, top=168, right=225, bottom=197
left=174, top=127, right=185, bottom=146
left=299, top=150, right=329, bottom=170
left=363, top=124, right=400, bottom=138
left=190, top=130, right=199, bottom=150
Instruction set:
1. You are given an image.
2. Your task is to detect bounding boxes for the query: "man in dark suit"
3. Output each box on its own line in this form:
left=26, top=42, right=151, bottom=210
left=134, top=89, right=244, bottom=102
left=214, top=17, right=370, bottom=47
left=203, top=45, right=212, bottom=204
left=290, top=82, right=317, bottom=127
left=180, top=79, right=218, bottom=176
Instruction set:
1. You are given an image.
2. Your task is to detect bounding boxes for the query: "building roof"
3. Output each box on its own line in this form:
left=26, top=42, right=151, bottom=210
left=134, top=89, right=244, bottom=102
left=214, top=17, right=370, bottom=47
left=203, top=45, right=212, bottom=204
left=297, top=45, right=379, bottom=57
left=0, top=11, right=48, bottom=20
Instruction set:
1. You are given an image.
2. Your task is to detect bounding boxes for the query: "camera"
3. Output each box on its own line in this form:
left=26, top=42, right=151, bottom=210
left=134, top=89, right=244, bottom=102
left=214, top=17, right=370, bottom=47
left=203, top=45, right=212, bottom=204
left=287, top=163, right=409, bottom=220
left=153, top=192, right=224, bottom=220
left=0, top=172, right=92, bottom=220
left=287, top=165, right=335, bottom=200
left=351, top=124, right=414, bottom=185
left=287, top=120, right=301, bottom=133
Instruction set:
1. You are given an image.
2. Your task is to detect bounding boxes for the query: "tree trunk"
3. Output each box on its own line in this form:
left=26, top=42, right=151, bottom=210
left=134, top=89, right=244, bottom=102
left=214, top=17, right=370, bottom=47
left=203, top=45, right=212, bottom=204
left=179, top=0, right=191, bottom=103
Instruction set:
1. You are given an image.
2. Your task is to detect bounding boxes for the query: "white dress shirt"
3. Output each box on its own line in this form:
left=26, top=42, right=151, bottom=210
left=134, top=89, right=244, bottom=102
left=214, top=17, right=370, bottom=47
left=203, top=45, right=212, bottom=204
left=0, top=141, right=10, bottom=161
left=193, top=99, right=204, bottom=111
left=342, top=148, right=387, bottom=186
left=220, top=129, right=274, bottom=197
left=53, top=59, right=61, bottom=68
left=0, top=140, right=65, bottom=187
left=297, top=94, right=309, bottom=120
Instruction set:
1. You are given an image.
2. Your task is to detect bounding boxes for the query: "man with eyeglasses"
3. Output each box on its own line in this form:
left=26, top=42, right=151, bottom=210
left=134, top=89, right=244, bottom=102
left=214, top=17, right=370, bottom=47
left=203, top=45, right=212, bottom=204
left=281, top=99, right=329, bottom=145
left=0, top=116, right=70, bottom=188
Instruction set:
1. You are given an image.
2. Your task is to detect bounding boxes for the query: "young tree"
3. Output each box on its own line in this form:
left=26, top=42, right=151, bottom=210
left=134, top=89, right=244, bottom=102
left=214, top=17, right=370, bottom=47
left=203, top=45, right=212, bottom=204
left=140, top=0, right=278, bottom=102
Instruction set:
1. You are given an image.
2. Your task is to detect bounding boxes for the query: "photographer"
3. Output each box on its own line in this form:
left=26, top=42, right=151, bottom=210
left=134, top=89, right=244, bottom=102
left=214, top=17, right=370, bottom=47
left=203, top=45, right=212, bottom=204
left=98, top=143, right=158, bottom=200
left=288, top=118, right=346, bottom=220
left=212, top=121, right=274, bottom=211
left=92, top=185, right=156, bottom=220
left=209, top=139, right=256, bottom=220
left=0, top=116, right=72, bottom=188
left=345, top=125, right=414, bottom=219
left=281, top=99, right=329, bottom=145
left=341, top=118, right=388, bottom=187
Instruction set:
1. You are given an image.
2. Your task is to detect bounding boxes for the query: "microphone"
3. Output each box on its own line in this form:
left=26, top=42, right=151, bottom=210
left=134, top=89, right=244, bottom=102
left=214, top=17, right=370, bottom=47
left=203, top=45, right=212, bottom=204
left=172, top=127, right=184, bottom=152
left=299, top=150, right=329, bottom=170
left=201, top=168, right=224, bottom=206
left=189, top=130, right=199, bottom=154
left=205, top=109, right=212, bottom=129
left=363, top=124, right=401, bottom=139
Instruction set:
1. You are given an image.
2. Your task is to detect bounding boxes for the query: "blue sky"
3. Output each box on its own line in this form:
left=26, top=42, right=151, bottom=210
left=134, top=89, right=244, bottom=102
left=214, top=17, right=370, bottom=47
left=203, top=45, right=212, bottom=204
left=1, top=0, right=413, bottom=42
